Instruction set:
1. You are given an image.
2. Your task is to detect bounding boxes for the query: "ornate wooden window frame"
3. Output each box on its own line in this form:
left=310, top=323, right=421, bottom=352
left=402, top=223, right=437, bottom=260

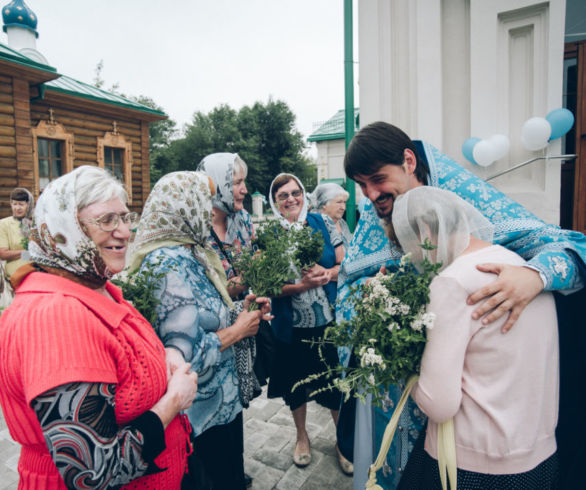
left=31, top=121, right=74, bottom=199
left=97, top=130, right=133, bottom=204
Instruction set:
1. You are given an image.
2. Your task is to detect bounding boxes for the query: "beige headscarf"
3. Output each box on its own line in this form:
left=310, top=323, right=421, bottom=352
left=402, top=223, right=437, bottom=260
left=129, top=171, right=233, bottom=308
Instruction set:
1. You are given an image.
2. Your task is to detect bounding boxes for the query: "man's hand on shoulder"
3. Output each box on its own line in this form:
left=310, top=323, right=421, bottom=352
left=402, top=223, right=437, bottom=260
left=467, top=263, right=544, bottom=333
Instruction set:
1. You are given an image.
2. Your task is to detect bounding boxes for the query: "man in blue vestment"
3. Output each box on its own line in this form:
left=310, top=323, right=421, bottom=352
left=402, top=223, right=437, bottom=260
left=337, top=121, right=586, bottom=489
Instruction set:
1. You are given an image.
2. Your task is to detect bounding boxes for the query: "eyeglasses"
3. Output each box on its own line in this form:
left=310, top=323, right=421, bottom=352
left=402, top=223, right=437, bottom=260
left=81, top=212, right=139, bottom=232
left=276, top=189, right=302, bottom=202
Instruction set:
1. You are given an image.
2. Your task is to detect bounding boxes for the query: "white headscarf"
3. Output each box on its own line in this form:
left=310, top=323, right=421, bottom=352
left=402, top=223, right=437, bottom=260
left=268, top=173, right=308, bottom=229
left=28, top=166, right=118, bottom=286
left=391, top=187, right=494, bottom=271
left=308, top=182, right=349, bottom=211
left=197, top=152, right=239, bottom=214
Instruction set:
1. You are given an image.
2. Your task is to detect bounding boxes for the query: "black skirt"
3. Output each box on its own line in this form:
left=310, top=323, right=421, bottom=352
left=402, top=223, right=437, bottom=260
left=267, top=324, right=342, bottom=411
left=398, top=438, right=559, bottom=490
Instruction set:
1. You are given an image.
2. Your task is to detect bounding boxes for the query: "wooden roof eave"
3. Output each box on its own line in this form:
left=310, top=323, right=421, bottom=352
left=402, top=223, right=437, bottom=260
left=0, top=57, right=59, bottom=85
left=39, top=89, right=168, bottom=123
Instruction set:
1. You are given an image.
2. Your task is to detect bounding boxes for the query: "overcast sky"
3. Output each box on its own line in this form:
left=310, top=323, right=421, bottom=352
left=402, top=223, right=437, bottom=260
left=5, top=0, right=358, bottom=150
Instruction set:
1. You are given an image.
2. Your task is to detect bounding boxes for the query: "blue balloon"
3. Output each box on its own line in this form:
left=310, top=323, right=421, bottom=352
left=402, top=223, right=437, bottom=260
left=462, top=137, right=481, bottom=164
left=546, top=108, right=574, bottom=140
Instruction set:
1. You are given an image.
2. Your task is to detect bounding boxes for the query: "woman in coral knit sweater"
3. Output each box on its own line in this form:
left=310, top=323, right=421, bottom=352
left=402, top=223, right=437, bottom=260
left=0, top=166, right=198, bottom=489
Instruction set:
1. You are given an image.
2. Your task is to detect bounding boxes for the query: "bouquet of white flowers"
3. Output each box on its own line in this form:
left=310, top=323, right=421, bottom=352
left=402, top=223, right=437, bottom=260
left=295, top=241, right=456, bottom=490
left=297, top=241, right=440, bottom=408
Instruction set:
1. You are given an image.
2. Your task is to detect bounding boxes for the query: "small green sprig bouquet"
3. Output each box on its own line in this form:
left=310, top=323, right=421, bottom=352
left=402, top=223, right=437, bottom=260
left=234, top=220, right=325, bottom=310
left=297, top=241, right=441, bottom=408
left=289, top=224, right=324, bottom=270
left=19, top=221, right=29, bottom=251
left=112, top=259, right=171, bottom=326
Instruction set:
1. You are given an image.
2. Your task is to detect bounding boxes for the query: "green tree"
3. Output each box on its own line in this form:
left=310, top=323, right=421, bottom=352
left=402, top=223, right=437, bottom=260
left=152, top=98, right=316, bottom=206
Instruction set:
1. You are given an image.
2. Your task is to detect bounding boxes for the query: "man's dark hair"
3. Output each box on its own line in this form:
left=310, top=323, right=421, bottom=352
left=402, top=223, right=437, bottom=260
left=10, top=188, right=30, bottom=202
left=344, top=121, right=429, bottom=183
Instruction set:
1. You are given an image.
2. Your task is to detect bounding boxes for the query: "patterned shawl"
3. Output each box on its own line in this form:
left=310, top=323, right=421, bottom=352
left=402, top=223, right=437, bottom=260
left=27, top=167, right=113, bottom=287
left=197, top=152, right=253, bottom=246
left=129, top=171, right=233, bottom=308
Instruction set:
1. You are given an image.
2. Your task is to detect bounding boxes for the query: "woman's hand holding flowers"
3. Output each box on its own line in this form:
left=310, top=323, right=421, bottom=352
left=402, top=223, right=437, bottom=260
left=227, top=274, right=248, bottom=299
left=300, top=264, right=330, bottom=289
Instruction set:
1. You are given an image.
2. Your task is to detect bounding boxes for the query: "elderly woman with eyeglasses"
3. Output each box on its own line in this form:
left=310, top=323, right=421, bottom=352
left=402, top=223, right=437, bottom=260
left=0, top=166, right=197, bottom=490
left=266, top=173, right=354, bottom=476
left=0, top=166, right=198, bottom=489
left=308, top=182, right=352, bottom=248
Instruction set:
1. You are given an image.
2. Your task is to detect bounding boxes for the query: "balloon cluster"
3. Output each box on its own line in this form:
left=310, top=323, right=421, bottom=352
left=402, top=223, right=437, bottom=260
left=462, top=134, right=510, bottom=167
left=462, top=108, right=574, bottom=166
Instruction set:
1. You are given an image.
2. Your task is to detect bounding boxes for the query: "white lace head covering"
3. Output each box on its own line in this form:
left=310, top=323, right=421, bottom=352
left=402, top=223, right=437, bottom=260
left=268, top=173, right=308, bottom=229
left=391, top=186, right=494, bottom=271
left=308, top=183, right=349, bottom=211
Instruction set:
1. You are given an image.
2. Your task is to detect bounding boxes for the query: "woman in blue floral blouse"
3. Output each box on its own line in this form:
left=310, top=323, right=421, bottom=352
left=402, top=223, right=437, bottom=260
left=129, top=171, right=272, bottom=490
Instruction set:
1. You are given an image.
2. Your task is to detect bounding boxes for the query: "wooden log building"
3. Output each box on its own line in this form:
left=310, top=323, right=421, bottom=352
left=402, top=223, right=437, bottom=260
left=0, top=0, right=165, bottom=217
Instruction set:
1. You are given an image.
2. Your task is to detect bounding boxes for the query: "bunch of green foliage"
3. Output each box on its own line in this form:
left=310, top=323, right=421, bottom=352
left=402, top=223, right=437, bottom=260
left=112, top=260, right=170, bottom=326
left=290, top=225, right=324, bottom=270
left=19, top=222, right=29, bottom=251
left=235, top=220, right=324, bottom=310
left=235, top=221, right=296, bottom=310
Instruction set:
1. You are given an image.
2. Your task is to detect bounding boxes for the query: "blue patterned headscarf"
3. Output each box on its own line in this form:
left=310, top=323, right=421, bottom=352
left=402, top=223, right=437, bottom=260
left=197, top=152, right=253, bottom=247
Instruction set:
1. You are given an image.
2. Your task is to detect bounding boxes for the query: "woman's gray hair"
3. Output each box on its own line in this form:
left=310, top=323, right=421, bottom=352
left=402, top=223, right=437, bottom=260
left=234, top=154, right=248, bottom=177
left=73, top=165, right=128, bottom=211
left=308, top=182, right=349, bottom=211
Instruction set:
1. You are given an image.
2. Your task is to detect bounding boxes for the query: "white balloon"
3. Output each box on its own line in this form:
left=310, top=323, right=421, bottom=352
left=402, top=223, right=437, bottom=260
left=487, top=134, right=510, bottom=160
left=472, top=140, right=496, bottom=167
left=521, top=117, right=551, bottom=151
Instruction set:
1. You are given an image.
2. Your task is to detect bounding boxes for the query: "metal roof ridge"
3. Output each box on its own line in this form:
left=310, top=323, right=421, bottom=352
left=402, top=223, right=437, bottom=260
left=44, top=74, right=166, bottom=116
left=0, top=40, right=57, bottom=73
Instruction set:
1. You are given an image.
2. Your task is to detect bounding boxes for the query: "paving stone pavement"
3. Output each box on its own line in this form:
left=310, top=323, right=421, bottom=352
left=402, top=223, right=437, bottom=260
left=0, top=386, right=353, bottom=489
left=244, top=387, right=353, bottom=490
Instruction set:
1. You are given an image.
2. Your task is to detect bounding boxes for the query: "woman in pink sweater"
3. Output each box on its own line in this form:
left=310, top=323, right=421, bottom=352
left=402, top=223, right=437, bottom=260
left=392, top=187, right=559, bottom=489
left=0, top=166, right=198, bottom=489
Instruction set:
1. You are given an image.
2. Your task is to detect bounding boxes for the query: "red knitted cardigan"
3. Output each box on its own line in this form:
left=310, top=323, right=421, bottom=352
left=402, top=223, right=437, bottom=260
left=0, top=272, right=189, bottom=489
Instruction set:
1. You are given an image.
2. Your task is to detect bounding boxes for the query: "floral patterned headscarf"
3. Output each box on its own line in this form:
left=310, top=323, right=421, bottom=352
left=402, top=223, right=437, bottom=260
left=27, top=167, right=116, bottom=287
left=197, top=152, right=253, bottom=246
left=129, top=171, right=233, bottom=307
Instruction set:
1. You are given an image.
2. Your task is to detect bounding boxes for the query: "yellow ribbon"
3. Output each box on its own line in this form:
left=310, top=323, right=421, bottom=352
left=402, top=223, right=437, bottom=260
left=366, top=375, right=418, bottom=489
left=365, top=375, right=457, bottom=490
left=438, top=418, right=457, bottom=490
